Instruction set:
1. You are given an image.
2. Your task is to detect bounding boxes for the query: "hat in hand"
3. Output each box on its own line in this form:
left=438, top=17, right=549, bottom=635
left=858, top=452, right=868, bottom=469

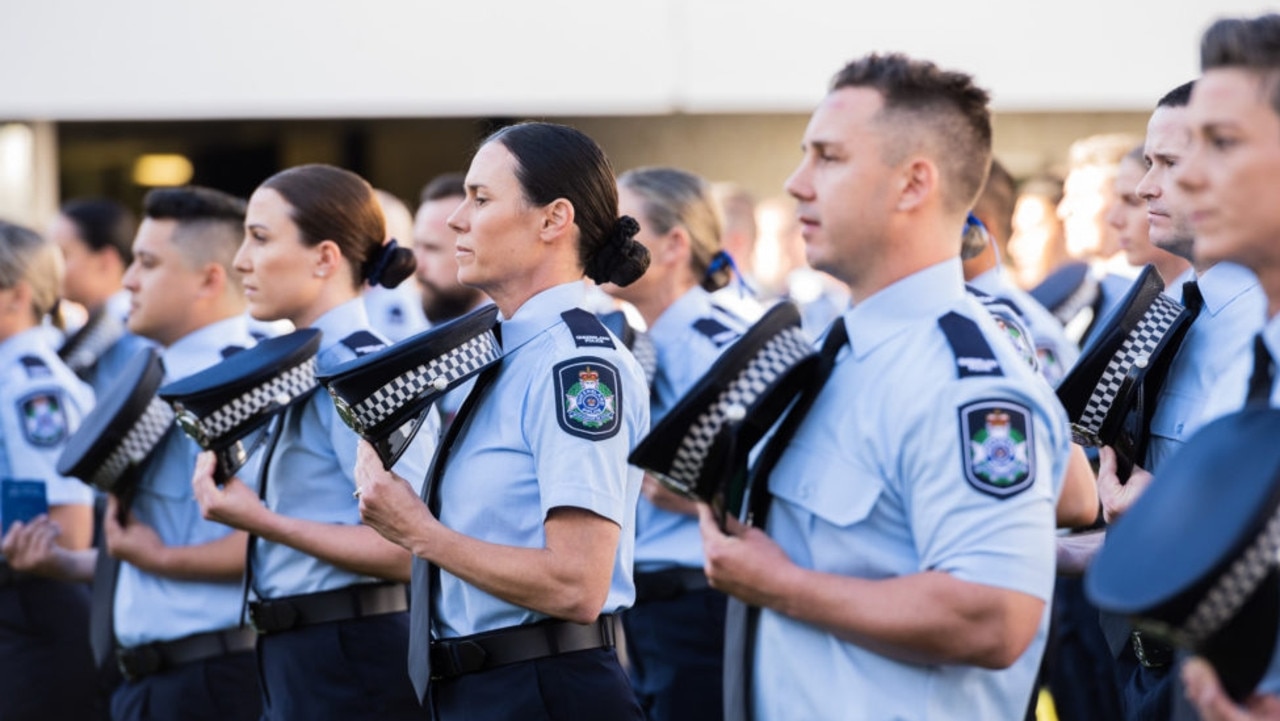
left=57, top=347, right=170, bottom=494
left=317, top=304, right=502, bottom=469
left=159, top=328, right=321, bottom=483
left=1086, top=407, right=1280, bottom=702
left=629, top=301, right=818, bottom=518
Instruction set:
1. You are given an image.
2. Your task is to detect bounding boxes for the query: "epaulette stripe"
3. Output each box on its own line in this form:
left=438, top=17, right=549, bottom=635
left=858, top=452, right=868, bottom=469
left=340, top=331, right=386, bottom=357
left=938, top=312, right=1004, bottom=379
left=562, top=308, right=616, bottom=349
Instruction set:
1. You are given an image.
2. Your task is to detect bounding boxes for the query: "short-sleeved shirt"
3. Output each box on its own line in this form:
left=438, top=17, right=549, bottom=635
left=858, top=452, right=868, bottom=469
left=636, top=286, right=746, bottom=571
left=253, top=299, right=436, bottom=599
left=433, top=281, right=648, bottom=639
left=971, top=266, right=1081, bottom=387
left=1145, top=262, right=1264, bottom=471
left=0, top=327, right=95, bottom=519
left=753, top=258, right=1068, bottom=721
left=114, top=315, right=261, bottom=647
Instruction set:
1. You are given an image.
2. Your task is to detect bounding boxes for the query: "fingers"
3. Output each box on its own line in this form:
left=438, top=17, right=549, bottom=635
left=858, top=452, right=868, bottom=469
left=1182, top=657, right=1247, bottom=721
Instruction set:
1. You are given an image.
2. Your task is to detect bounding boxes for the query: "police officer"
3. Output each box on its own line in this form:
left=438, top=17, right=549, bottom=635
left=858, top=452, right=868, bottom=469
left=699, top=54, right=1070, bottom=720
left=0, top=221, right=98, bottom=720
left=603, top=166, right=748, bottom=721
left=99, top=186, right=261, bottom=720
left=354, top=122, right=649, bottom=721
left=48, top=198, right=155, bottom=396
left=191, top=164, right=435, bottom=721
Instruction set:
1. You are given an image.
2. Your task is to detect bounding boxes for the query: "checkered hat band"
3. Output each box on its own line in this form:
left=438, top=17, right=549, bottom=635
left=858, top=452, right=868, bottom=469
left=65, top=315, right=125, bottom=373
left=89, top=397, right=175, bottom=488
left=1074, top=294, right=1184, bottom=441
left=194, top=357, right=318, bottom=442
left=1180, top=507, right=1280, bottom=646
left=350, top=331, right=501, bottom=430
left=664, top=327, right=814, bottom=489
left=632, top=332, right=658, bottom=387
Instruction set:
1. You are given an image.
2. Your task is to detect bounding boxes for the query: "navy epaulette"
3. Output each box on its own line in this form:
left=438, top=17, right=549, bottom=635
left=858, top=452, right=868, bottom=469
left=693, top=317, right=738, bottom=348
left=220, top=345, right=246, bottom=359
left=562, top=309, right=616, bottom=349
left=19, top=355, right=51, bottom=378
left=340, top=331, right=386, bottom=357
left=938, top=312, right=1004, bottom=379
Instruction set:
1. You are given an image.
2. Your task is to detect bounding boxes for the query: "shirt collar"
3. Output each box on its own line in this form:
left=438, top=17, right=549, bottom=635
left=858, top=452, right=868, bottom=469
left=163, top=315, right=252, bottom=383
left=846, top=258, right=966, bottom=360
left=499, top=281, right=588, bottom=352
left=649, top=286, right=714, bottom=347
left=310, top=298, right=374, bottom=352
left=1197, top=262, right=1261, bottom=317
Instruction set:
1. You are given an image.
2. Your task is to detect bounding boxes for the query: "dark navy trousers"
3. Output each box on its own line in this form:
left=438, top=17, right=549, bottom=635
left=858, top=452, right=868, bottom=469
left=621, top=587, right=727, bottom=721
left=110, top=650, right=260, bottom=721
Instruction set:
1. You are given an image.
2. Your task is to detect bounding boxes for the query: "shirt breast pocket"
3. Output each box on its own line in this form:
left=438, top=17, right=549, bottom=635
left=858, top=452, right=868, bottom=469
left=1149, top=390, right=1203, bottom=442
left=770, top=442, right=891, bottom=574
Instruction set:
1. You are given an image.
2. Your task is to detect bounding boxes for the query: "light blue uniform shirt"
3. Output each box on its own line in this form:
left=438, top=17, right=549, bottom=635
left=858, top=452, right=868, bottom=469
left=972, top=266, right=1081, bottom=387
left=635, top=286, right=745, bottom=571
left=78, top=291, right=156, bottom=398
left=0, top=327, right=95, bottom=520
left=434, top=282, right=648, bottom=639
left=753, top=259, right=1068, bottom=721
left=114, top=315, right=260, bottom=647
left=253, top=299, right=436, bottom=599
left=1145, top=263, right=1264, bottom=471
left=363, top=282, right=429, bottom=344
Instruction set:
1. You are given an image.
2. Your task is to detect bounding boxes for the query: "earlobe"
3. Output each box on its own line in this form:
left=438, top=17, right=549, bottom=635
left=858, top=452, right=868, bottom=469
left=539, top=199, right=575, bottom=242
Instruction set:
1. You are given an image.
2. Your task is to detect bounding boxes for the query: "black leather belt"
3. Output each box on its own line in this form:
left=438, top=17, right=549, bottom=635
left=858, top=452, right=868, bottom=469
left=430, top=614, right=618, bottom=681
left=634, top=567, right=710, bottom=603
left=1130, top=629, right=1174, bottom=669
left=248, top=582, right=407, bottom=635
left=116, top=626, right=257, bottom=681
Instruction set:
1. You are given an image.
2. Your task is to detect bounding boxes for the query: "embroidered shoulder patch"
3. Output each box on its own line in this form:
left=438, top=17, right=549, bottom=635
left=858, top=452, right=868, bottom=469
left=18, top=392, right=68, bottom=447
left=959, top=399, right=1035, bottom=499
left=554, top=358, right=622, bottom=440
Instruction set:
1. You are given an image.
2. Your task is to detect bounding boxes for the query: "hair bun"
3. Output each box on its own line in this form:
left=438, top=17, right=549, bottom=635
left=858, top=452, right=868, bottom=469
left=363, top=238, right=418, bottom=288
left=585, top=215, right=650, bottom=287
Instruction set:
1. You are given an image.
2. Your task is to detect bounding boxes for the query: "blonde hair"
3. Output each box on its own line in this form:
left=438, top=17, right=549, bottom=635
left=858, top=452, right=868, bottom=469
left=0, top=221, right=63, bottom=325
left=619, top=167, right=728, bottom=291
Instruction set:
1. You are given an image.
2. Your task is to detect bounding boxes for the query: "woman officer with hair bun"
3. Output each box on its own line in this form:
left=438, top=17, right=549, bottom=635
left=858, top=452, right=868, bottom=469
left=355, top=121, right=650, bottom=721
left=191, top=163, right=437, bottom=720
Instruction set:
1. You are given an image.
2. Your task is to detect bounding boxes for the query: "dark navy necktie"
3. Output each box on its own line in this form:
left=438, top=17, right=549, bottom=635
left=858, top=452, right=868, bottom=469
left=1247, top=334, right=1274, bottom=406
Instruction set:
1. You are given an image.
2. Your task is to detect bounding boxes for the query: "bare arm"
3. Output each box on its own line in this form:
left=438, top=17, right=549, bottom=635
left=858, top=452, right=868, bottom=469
left=1056, top=444, right=1100, bottom=529
left=191, top=451, right=412, bottom=583
left=698, top=504, right=1044, bottom=669
left=105, top=496, right=248, bottom=581
left=1, top=515, right=96, bottom=582
left=1055, top=529, right=1106, bottom=576
left=48, top=502, right=92, bottom=550
left=355, top=441, right=617, bottom=623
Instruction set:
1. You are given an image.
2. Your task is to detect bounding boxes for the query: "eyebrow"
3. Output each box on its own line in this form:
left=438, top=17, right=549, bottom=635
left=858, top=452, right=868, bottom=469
left=465, top=183, right=487, bottom=193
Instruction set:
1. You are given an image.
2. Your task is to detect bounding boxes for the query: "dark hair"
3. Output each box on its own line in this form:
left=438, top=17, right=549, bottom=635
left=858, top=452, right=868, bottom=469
left=619, top=167, right=728, bottom=291
left=484, top=122, right=650, bottom=286
left=830, top=53, right=993, bottom=213
left=143, top=186, right=248, bottom=276
left=60, top=198, right=137, bottom=265
left=1157, top=80, right=1196, bottom=109
left=419, top=172, right=466, bottom=204
left=973, top=159, right=1017, bottom=245
left=1202, top=15, right=1280, bottom=116
left=260, top=164, right=416, bottom=289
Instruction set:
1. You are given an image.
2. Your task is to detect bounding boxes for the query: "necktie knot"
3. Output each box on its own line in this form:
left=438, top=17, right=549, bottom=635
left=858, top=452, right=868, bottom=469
left=1181, top=280, right=1205, bottom=318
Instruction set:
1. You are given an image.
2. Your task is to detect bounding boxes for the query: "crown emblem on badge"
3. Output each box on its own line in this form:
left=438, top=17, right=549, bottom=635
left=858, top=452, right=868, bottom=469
left=986, top=409, right=1010, bottom=430
left=579, top=367, right=599, bottom=386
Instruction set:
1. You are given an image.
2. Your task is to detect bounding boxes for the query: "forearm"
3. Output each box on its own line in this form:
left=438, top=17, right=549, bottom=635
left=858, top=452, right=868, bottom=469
left=38, top=547, right=97, bottom=582
left=767, top=567, right=1045, bottom=669
left=256, top=514, right=412, bottom=582
left=128, top=530, right=249, bottom=582
left=49, top=503, right=93, bottom=550
left=1056, top=444, right=1101, bottom=529
left=408, top=509, right=617, bottom=625
left=1056, top=530, right=1106, bottom=576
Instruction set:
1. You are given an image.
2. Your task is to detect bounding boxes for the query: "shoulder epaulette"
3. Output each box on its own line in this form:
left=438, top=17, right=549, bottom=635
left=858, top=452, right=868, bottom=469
left=19, top=355, right=52, bottom=379
left=561, top=309, right=616, bottom=349
left=340, top=331, right=386, bottom=357
left=693, top=317, right=738, bottom=348
left=938, top=311, right=1004, bottom=379
left=220, top=345, right=245, bottom=359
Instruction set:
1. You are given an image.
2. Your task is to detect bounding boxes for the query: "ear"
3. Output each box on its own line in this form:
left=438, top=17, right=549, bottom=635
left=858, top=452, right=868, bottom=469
left=662, top=226, right=692, bottom=267
left=7, top=281, right=33, bottom=315
left=196, top=261, right=227, bottom=299
left=314, top=240, right=343, bottom=278
left=538, top=199, right=575, bottom=243
left=895, top=157, right=937, bottom=213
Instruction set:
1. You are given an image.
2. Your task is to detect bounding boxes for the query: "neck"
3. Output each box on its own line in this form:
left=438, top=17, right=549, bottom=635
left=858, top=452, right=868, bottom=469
left=294, top=287, right=358, bottom=329
left=1155, top=255, right=1192, bottom=290
left=844, top=218, right=957, bottom=303
left=962, top=243, right=997, bottom=282
left=1260, top=266, right=1280, bottom=320
left=486, top=256, right=582, bottom=319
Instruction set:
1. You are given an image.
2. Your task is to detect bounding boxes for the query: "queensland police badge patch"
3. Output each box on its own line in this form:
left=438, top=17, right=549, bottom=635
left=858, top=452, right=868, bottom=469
left=554, top=358, right=621, bottom=440
left=959, top=399, right=1034, bottom=498
left=19, top=392, right=68, bottom=447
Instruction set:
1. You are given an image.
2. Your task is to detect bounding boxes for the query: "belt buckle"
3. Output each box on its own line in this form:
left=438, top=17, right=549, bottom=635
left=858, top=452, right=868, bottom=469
left=116, top=645, right=162, bottom=681
left=1131, top=630, right=1172, bottom=669
left=249, top=601, right=298, bottom=635
left=431, top=639, right=487, bottom=680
